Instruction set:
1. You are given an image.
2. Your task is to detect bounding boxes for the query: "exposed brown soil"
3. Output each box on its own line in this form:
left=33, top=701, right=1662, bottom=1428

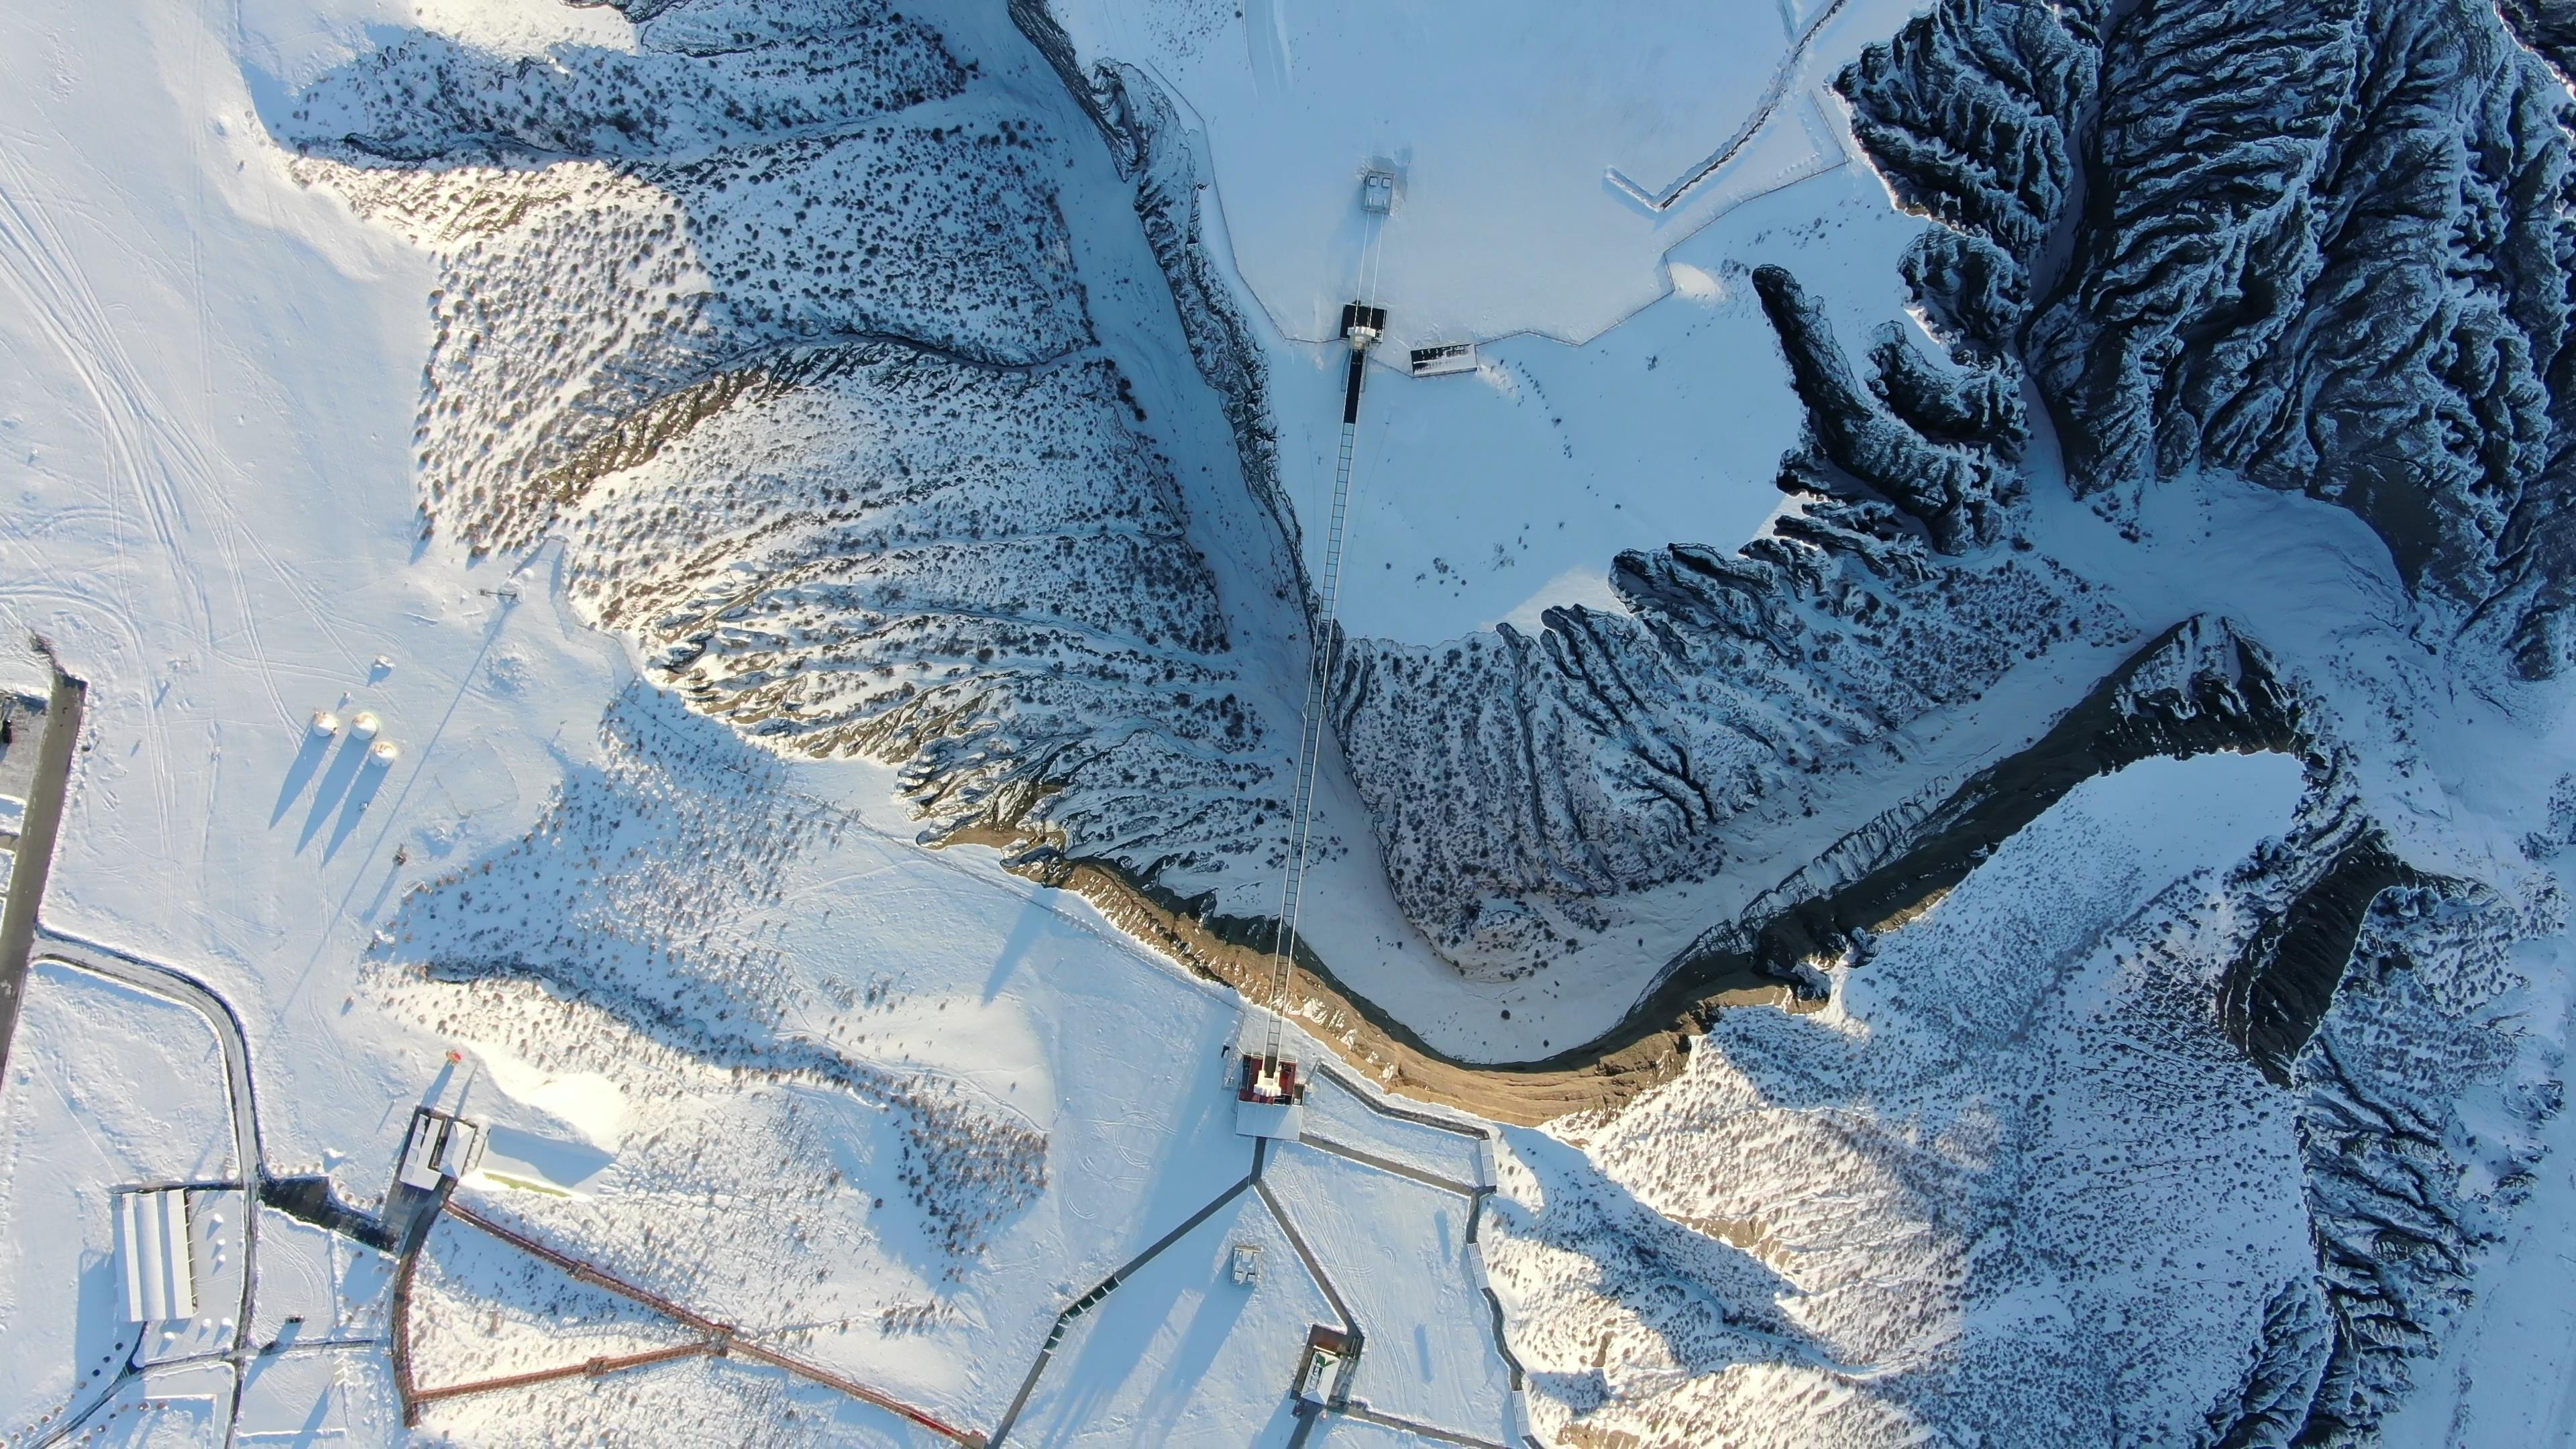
left=943, top=619, right=2316, bottom=1128
left=947, top=822, right=1804, bottom=1128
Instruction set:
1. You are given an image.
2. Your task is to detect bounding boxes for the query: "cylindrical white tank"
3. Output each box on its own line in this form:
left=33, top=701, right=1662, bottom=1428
left=350, top=711, right=382, bottom=741
left=370, top=740, right=401, bottom=765
left=310, top=710, right=341, bottom=736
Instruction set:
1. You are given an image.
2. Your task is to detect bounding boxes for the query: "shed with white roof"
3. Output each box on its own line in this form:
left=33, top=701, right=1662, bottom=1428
left=115, top=1187, right=197, bottom=1323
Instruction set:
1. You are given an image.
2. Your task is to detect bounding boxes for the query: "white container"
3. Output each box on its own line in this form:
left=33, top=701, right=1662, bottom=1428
left=369, top=740, right=400, bottom=765
left=309, top=710, right=341, bottom=737
left=349, top=711, right=382, bottom=741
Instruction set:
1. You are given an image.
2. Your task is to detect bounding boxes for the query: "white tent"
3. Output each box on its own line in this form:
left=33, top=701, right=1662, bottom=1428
left=115, top=1187, right=195, bottom=1323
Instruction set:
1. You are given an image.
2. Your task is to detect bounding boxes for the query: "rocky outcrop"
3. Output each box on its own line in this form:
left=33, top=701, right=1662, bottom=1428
left=280, top=0, right=1298, bottom=886
left=1331, top=501, right=2126, bottom=975
left=1841, top=0, right=2576, bottom=676
left=2269, top=879, right=2549, bottom=1443
left=1837, top=0, right=2099, bottom=346
left=2497, top=0, right=2576, bottom=77
left=2204, top=1283, right=2337, bottom=1449
left=1752, top=266, right=2014, bottom=552
left=1678, top=614, right=2306, bottom=990
left=1867, top=321, right=2029, bottom=458
left=2220, top=821, right=2423, bottom=1085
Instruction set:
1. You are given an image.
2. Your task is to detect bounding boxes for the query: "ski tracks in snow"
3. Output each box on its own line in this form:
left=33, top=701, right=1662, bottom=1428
left=0, top=131, right=372, bottom=843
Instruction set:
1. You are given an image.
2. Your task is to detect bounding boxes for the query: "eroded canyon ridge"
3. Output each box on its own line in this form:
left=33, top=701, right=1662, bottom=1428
left=283, top=0, right=2576, bottom=1441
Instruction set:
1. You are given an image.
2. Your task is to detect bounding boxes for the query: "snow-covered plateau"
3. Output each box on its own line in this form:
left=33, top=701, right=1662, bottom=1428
left=5, top=0, right=2576, bottom=1444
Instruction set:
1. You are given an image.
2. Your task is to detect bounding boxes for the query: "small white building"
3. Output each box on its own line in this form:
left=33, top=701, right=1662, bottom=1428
left=1230, top=1242, right=1262, bottom=1287
left=115, top=1187, right=197, bottom=1323
left=1407, top=342, right=1479, bottom=378
left=1360, top=168, right=1396, bottom=215
left=1295, top=1325, right=1352, bottom=1402
left=397, top=1108, right=484, bottom=1191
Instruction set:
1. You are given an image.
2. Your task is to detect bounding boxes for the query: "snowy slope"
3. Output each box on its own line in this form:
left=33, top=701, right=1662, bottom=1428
left=1491, top=752, right=2565, bottom=1444
left=9, top=0, right=2576, bottom=1444
left=1030, top=0, right=2576, bottom=1442
left=0, top=0, right=1532, bottom=1442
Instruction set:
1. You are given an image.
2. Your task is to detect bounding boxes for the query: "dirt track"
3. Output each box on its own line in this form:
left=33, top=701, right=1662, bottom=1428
left=959, top=619, right=2311, bottom=1128
left=950, top=821, right=1802, bottom=1128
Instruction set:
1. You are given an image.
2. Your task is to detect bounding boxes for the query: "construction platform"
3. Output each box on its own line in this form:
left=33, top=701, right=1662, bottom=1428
left=1232, top=1014, right=1309, bottom=1140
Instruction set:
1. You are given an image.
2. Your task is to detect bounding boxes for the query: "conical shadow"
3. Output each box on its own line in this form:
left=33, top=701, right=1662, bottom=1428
left=297, top=734, right=370, bottom=853
left=271, top=725, right=336, bottom=826
left=323, top=754, right=394, bottom=861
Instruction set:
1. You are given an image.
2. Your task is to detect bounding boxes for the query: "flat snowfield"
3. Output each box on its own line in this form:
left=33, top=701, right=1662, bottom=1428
left=1051, top=0, right=1935, bottom=649
left=1051, top=0, right=1885, bottom=351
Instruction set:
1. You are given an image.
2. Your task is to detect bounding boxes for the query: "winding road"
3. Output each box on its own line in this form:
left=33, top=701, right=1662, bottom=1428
left=26, top=930, right=270, bottom=1446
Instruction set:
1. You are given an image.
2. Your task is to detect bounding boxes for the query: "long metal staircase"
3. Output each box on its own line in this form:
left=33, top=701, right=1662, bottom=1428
left=1257, top=305, right=1381, bottom=1075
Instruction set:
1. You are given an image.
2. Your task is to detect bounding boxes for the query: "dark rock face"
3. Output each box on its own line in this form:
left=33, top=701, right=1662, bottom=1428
left=2497, top=0, right=2576, bottom=76
left=282, top=0, right=1299, bottom=888
left=2268, top=881, right=2543, bottom=1444
left=1840, top=0, right=2576, bottom=676
left=2220, top=825, right=2422, bottom=1085
left=2047, top=0, right=2576, bottom=663
left=1680, top=614, right=2306, bottom=995
left=1867, top=320, right=2029, bottom=459
left=1329, top=514, right=2121, bottom=973
left=1752, top=266, right=2014, bottom=552
left=2203, top=1283, right=2336, bottom=1448
left=1837, top=0, right=2099, bottom=321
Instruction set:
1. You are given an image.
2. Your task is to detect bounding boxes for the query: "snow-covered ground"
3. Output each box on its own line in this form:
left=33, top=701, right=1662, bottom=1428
left=1483, top=747, right=2565, bottom=1443
left=1053, top=0, right=1932, bottom=649
left=9, top=0, right=2576, bottom=1443
left=0, top=0, right=1531, bottom=1442
left=0, top=961, right=234, bottom=1437
left=1047, top=0, right=1904, bottom=353
left=1255, top=172, right=1926, bottom=649
left=1491, top=753, right=2312, bottom=1438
